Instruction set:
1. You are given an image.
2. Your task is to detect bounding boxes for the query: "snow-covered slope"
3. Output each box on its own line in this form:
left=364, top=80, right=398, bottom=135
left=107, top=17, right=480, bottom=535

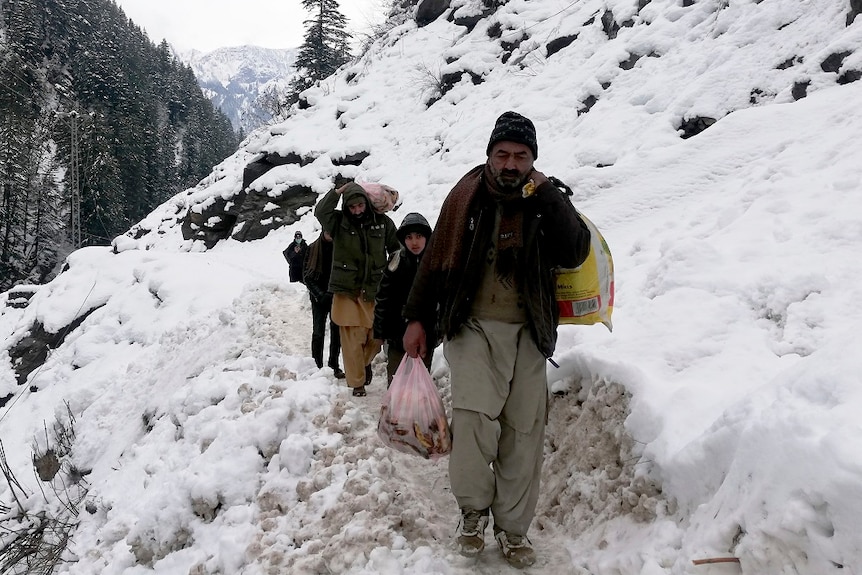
left=2, top=1, right=862, bottom=573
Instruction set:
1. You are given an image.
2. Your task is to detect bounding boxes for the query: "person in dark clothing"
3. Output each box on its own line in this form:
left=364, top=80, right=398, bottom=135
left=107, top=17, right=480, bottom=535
left=402, top=111, right=592, bottom=568
left=303, top=231, right=344, bottom=378
left=284, top=231, right=308, bottom=283
left=373, top=212, right=435, bottom=386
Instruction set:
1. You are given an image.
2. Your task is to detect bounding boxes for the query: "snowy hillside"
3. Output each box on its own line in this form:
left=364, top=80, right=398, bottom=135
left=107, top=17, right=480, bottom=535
left=181, top=45, right=298, bottom=133
left=2, top=0, right=862, bottom=573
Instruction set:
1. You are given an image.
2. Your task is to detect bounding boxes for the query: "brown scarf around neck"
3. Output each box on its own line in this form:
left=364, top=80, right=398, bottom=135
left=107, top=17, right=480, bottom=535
left=483, top=164, right=525, bottom=287
left=427, top=164, right=527, bottom=286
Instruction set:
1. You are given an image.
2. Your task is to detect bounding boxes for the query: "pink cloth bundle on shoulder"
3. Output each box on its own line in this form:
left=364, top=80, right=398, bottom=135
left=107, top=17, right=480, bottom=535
left=359, top=182, right=401, bottom=213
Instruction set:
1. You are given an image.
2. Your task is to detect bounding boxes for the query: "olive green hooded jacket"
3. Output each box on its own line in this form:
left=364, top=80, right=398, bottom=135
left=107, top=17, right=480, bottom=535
left=314, top=183, right=400, bottom=301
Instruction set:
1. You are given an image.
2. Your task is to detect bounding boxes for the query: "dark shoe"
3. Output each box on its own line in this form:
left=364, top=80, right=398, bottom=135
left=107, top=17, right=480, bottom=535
left=352, top=386, right=367, bottom=397
left=456, top=508, right=489, bottom=557
left=494, top=527, right=536, bottom=568
left=331, top=367, right=345, bottom=379
left=365, top=364, right=373, bottom=386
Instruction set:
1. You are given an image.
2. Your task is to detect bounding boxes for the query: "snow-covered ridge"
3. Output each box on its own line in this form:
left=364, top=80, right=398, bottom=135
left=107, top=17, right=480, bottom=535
left=129, top=0, right=861, bottom=255
left=2, top=0, right=862, bottom=573
left=179, top=45, right=298, bottom=133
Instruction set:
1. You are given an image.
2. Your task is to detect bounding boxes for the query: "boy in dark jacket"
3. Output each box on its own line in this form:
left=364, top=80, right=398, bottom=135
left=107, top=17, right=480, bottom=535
left=373, top=213, right=435, bottom=386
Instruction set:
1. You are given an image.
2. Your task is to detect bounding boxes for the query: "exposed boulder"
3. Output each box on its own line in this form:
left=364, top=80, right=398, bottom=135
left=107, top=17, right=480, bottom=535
left=838, top=69, right=862, bottom=84
left=449, top=3, right=496, bottom=32
left=820, top=50, right=852, bottom=73
left=580, top=95, right=599, bottom=115
left=332, top=151, right=371, bottom=166
left=792, top=79, right=810, bottom=100
left=620, top=53, right=642, bottom=70
left=602, top=10, right=621, bottom=39
left=5, top=285, right=38, bottom=309
left=546, top=34, right=578, bottom=58
left=678, top=116, right=718, bottom=139
left=179, top=151, right=333, bottom=247
left=230, top=184, right=318, bottom=242
left=776, top=55, right=802, bottom=70
left=849, top=0, right=862, bottom=26
left=500, top=33, right=526, bottom=64
left=416, top=0, right=451, bottom=26
left=5, top=306, right=102, bottom=395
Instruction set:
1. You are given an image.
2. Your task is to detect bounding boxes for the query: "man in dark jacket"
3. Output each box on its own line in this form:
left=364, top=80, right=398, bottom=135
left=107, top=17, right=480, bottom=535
left=303, top=231, right=344, bottom=378
left=283, top=231, right=308, bottom=282
left=402, top=111, right=591, bottom=567
left=373, top=212, right=436, bottom=386
left=315, top=182, right=400, bottom=396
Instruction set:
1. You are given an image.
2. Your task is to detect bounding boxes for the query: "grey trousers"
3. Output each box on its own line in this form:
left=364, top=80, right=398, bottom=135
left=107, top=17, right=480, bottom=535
left=444, top=318, right=548, bottom=536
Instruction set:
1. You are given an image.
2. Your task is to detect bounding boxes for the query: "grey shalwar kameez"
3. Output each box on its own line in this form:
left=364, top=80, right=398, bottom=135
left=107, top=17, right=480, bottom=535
left=445, top=317, right=547, bottom=536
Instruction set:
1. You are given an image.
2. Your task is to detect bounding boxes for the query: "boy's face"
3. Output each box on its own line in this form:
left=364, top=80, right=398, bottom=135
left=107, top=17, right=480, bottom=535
left=404, top=232, right=427, bottom=255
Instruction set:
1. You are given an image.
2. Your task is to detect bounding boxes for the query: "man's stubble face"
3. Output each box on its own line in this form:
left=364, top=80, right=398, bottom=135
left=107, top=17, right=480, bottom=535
left=487, top=141, right=534, bottom=192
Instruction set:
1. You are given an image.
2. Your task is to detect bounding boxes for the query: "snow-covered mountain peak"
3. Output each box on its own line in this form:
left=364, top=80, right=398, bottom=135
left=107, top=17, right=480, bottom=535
left=177, top=45, right=298, bottom=133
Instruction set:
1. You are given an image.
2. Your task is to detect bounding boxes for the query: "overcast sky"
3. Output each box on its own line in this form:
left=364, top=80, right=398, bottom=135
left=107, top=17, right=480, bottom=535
left=114, top=0, right=387, bottom=52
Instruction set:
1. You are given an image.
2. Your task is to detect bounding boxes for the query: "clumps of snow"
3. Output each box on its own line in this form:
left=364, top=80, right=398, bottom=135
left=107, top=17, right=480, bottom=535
left=247, top=394, right=454, bottom=574
left=540, top=378, right=672, bottom=531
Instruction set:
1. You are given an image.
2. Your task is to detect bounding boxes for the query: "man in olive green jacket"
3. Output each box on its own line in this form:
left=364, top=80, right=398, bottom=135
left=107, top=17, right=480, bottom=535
left=315, top=182, right=400, bottom=396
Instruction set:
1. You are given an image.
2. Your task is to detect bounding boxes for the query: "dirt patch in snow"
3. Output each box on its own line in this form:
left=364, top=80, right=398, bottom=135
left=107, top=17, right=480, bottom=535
left=537, top=377, right=674, bottom=538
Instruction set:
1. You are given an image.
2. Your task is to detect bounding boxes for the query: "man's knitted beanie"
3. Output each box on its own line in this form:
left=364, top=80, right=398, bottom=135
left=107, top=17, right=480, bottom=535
left=486, top=111, right=538, bottom=159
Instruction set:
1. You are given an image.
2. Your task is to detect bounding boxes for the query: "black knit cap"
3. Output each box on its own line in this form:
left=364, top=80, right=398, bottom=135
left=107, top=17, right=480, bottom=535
left=486, top=111, right=538, bottom=159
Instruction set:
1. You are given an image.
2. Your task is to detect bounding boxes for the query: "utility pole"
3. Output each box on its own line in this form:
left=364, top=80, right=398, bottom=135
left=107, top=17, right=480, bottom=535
left=60, top=110, right=82, bottom=248
left=69, top=111, right=81, bottom=247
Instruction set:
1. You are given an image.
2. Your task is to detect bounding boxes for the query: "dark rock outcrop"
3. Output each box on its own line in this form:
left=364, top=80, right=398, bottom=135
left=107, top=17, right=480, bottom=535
left=416, top=0, right=451, bottom=26
left=547, top=34, right=579, bottom=58
left=820, top=51, right=852, bottom=73
left=230, top=185, right=317, bottom=242
left=792, top=80, right=810, bottom=100
left=678, top=116, right=717, bottom=139
left=179, top=150, right=360, bottom=247
left=5, top=306, right=102, bottom=395
left=849, top=0, right=862, bottom=26
left=449, top=4, right=496, bottom=32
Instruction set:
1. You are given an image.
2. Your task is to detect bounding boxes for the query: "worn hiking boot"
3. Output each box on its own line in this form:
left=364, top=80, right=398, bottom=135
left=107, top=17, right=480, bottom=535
left=457, top=508, right=489, bottom=556
left=331, top=366, right=346, bottom=379
left=494, top=528, right=536, bottom=568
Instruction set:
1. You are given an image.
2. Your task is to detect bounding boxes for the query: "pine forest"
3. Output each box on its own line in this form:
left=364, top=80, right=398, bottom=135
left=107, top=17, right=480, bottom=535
left=0, top=0, right=239, bottom=290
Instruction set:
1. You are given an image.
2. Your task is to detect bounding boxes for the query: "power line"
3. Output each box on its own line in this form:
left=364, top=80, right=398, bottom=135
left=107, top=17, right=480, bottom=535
left=0, top=78, right=32, bottom=101
left=0, top=61, right=37, bottom=88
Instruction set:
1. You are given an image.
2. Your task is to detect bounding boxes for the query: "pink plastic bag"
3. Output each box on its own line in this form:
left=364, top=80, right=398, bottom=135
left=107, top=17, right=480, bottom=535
left=377, top=356, right=451, bottom=459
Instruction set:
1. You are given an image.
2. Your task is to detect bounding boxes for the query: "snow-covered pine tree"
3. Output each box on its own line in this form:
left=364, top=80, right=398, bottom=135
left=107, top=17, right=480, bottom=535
left=289, top=0, right=353, bottom=103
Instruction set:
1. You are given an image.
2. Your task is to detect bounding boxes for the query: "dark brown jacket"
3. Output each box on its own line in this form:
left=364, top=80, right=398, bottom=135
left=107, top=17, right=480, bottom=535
left=403, top=171, right=591, bottom=357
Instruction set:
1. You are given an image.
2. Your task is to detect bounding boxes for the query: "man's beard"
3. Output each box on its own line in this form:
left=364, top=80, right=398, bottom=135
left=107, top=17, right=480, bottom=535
left=347, top=209, right=368, bottom=223
left=490, top=166, right=529, bottom=192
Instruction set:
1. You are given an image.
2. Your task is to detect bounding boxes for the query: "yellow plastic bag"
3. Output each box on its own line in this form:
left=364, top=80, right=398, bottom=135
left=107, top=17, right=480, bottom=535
left=556, top=213, right=614, bottom=331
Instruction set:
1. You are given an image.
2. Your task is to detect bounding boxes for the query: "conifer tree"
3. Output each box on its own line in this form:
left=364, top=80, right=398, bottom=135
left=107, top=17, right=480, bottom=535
left=290, top=0, right=353, bottom=102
